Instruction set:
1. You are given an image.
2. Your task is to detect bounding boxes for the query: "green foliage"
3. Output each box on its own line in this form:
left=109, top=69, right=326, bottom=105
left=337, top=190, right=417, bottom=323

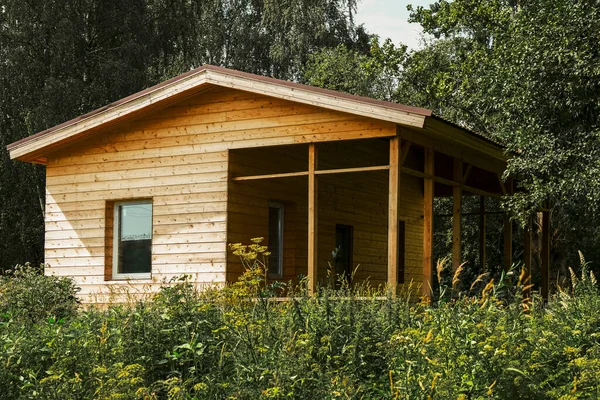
left=0, top=249, right=599, bottom=398
left=0, top=264, right=80, bottom=325
left=303, top=37, right=407, bottom=100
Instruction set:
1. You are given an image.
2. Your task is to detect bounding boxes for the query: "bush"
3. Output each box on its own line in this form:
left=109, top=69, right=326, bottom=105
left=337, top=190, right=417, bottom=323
left=0, top=264, right=80, bottom=324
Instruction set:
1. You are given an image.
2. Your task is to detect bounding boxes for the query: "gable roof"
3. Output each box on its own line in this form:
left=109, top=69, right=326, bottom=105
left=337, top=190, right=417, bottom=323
left=6, top=64, right=501, bottom=163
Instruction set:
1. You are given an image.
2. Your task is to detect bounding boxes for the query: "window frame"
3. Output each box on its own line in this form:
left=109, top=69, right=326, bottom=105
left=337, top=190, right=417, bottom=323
left=112, top=199, right=153, bottom=281
left=268, top=201, right=284, bottom=279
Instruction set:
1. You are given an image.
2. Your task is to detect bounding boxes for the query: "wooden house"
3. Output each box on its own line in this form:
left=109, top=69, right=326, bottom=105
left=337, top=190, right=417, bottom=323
left=7, top=65, right=550, bottom=304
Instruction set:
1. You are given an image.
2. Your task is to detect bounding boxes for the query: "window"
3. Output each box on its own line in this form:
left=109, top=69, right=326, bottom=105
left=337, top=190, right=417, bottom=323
left=397, top=220, right=406, bottom=284
left=334, top=224, right=353, bottom=279
left=268, top=201, right=284, bottom=278
left=112, top=200, right=153, bottom=280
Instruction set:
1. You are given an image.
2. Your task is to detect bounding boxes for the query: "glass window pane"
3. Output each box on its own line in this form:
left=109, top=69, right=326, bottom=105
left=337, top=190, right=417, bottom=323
left=120, top=203, right=152, bottom=241
left=117, top=202, right=152, bottom=274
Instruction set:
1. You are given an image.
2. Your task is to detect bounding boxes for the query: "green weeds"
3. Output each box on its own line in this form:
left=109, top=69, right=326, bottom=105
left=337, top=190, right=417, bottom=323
left=0, top=248, right=599, bottom=398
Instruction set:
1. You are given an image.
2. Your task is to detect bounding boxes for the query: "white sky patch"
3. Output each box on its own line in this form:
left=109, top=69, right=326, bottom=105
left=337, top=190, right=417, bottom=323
left=355, top=0, right=433, bottom=50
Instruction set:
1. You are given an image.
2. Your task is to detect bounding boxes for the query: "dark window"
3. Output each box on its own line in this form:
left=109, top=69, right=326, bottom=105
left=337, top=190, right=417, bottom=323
left=397, top=220, right=406, bottom=284
left=113, top=201, right=152, bottom=278
left=268, top=202, right=284, bottom=278
left=334, top=224, right=354, bottom=279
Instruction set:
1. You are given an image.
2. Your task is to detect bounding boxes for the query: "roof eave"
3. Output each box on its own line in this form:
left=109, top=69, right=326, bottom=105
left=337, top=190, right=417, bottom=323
left=9, top=69, right=213, bottom=162
left=8, top=65, right=435, bottom=162
left=426, top=115, right=507, bottom=162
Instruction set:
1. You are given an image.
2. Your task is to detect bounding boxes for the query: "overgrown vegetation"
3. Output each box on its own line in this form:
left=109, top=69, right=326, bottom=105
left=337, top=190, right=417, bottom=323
left=1, top=244, right=599, bottom=398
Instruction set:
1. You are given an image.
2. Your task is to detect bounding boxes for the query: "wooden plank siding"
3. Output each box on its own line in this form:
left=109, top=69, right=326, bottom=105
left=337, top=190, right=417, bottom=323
left=44, top=87, right=398, bottom=304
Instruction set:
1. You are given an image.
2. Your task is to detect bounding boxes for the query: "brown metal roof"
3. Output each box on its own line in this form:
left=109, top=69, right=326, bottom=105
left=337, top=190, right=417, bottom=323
left=7, top=64, right=433, bottom=151
left=430, top=115, right=504, bottom=149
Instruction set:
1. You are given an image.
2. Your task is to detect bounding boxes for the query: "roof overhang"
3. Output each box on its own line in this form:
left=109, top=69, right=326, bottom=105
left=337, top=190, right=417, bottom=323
left=7, top=65, right=437, bottom=164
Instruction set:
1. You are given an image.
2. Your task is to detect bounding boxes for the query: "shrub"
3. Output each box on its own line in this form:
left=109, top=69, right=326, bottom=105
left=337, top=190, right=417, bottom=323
left=0, top=264, right=80, bottom=324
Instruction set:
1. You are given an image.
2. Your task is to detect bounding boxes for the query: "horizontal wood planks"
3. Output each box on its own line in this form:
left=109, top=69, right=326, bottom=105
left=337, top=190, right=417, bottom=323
left=45, top=87, right=395, bottom=303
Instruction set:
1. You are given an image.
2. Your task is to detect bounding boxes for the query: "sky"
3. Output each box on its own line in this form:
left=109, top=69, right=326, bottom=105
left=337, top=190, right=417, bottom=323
left=354, top=0, right=433, bottom=50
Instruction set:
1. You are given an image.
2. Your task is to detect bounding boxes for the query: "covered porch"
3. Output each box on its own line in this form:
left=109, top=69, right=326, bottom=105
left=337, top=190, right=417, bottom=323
left=226, top=131, right=550, bottom=299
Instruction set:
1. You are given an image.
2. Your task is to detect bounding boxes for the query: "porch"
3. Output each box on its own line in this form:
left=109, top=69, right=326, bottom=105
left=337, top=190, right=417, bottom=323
left=226, top=135, right=550, bottom=299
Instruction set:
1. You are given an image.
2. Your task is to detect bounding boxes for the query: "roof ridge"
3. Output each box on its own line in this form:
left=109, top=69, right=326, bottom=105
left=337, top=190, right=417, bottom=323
left=7, top=65, right=432, bottom=151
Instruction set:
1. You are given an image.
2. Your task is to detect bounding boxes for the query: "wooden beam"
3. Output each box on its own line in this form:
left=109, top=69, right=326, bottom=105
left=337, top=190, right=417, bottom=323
left=232, top=171, right=309, bottom=181
left=424, top=117, right=507, bottom=163
left=462, top=164, right=473, bottom=183
left=308, top=144, right=318, bottom=295
left=479, top=196, right=486, bottom=271
left=541, top=210, right=550, bottom=301
left=401, top=167, right=503, bottom=199
left=423, top=147, right=434, bottom=299
left=315, top=165, right=389, bottom=175
left=452, top=158, right=462, bottom=272
left=387, top=137, right=401, bottom=296
left=232, top=165, right=389, bottom=181
left=498, top=173, right=507, bottom=195
left=438, top=211, right=505, bottom=217
left=523, top=217, right=532, bottom=299
left=503, top=178, right=513, bottom=273
left=503, top=214, right=513, bottom=273
left=397, top=125, right=507, bottom=175
left=400, top=141, right=412, bottom=165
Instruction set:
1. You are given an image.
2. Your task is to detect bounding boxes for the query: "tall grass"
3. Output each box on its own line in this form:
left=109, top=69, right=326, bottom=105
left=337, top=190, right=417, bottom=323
left=0, top=246, right=599, bottom=398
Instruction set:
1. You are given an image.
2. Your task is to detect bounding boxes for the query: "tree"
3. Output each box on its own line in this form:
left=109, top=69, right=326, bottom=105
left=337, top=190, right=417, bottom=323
left=0, top=0, right=367, bottom=267
left=403, top=0, right=600, bottom=274
left=0, top=0, right=153, bottom=268
left=303, top=37, right=407, bottom=100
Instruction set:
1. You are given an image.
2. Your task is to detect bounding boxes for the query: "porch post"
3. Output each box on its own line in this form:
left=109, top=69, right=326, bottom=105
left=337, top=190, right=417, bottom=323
left=308, top=144, right=318, bottom=295
left=503, top=179, right=513, bottom=273
left=452, top=158, right=462, bottom=272
left=523, top=216, right=532, bottom=299
left=541, top=208, right=550, bottom=301
left=423, top=147, right=434, bottom=298
left=387, top=137, right=401, bottom=296
left=479, top=196, right=486, bottom=271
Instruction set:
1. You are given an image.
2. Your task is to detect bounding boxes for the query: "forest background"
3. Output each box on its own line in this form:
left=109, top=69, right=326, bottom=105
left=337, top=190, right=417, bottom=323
left=1, top=0, right=599, bottom=284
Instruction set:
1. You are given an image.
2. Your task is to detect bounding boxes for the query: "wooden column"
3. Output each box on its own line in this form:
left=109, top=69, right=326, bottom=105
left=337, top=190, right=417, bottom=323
left=523, top=217, right=532, bottom=299
left=423, top=148, right=434, bottom=298
left=452, top=158, right=462, bottom=272
left=503, top=215, right=512, bottom=272
left=479, top=196, right=486, bottom=271
left=541, top=209, right=550, bottom=301
left=308, top=144, right=318, bottom=295
left=503, top=179, right=513, bottom=273
left=387, top=137, right=401, bottom=296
